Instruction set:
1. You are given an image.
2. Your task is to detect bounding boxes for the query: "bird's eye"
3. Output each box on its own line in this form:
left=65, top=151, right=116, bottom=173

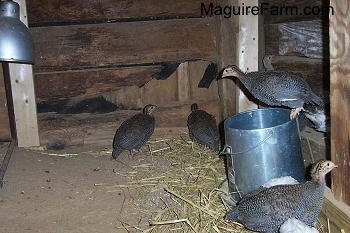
left=327, top=162, right=330, bottom=166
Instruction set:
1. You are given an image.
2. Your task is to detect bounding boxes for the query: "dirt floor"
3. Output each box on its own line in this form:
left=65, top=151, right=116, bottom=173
left=0, top=145, right=142, bottom=233
left=0, top=135, right=242, bottom=233
left=0, top=130, right=329, bottom=233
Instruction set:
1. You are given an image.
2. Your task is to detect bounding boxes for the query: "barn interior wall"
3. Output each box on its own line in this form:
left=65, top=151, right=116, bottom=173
left=26, top=0, right=220, bottom=147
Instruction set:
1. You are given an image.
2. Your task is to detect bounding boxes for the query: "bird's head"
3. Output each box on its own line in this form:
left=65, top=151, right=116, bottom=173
left=310, top=160, right=337, bottom=183
left=219, top=65, right=243, bottom=79
left=191, top=103, right=199, bottom=111
left=143, top=104, right=157, bottom=115
left=262, top=55, right=274, bottom=71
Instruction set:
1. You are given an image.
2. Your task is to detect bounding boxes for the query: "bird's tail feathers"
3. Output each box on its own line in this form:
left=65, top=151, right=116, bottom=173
left=309, top=92, right=323, bottom=106
left=226, top=208, right=240, bottom=221
left=112, top=147, right=123, bottom=159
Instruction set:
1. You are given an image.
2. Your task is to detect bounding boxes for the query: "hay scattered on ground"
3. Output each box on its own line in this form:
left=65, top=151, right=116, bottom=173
left=36, top=134, right=329, bottom=233
left=107, top=135, right=253, bottom=233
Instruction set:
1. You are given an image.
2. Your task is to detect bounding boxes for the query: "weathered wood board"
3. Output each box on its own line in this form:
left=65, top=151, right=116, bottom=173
left=215, top=0, right=238, bottom=121
left=38, top=100, right=220, bottom=147
left=31, top=18, right=216, bottom=72
left=27, top=0, right=211, bottom=25
left=34, top=66, right=161, bottom=101
left=329, top=0, right=350, bottom=205
left=0, top=65, right=11, bottom=141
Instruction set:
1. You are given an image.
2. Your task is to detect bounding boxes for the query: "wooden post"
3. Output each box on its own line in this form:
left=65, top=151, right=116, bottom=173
left=236, top=0, right=259, bottom=111
left=329, top=0, right=350, bottom=205
left=216, top=0, right=238, bottom=121
left=177, top=62, right=190, bottom=101
left=0, top=65, right=11, bottom=141
left=8, top=0, right=40, bottom=147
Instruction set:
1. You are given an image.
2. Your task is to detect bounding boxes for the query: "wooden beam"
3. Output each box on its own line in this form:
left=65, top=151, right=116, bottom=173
left=34, top=66, right=161, bottom=101
left=27, top=0, right=212, bottom=25
left=7, top=0, right=39, bottom=147
left=177, top=62, right=190, bottom=101
left=319, top=188, right=350, bottom=233
left=0, top=65, right=11, bottom=141
left=215, top=0, right=238, bottom=121
left=236, top=0, right=259, bottom=112
left=30, top=18, right=216, bottom=72
left=329, top=0, right=350, bottom=205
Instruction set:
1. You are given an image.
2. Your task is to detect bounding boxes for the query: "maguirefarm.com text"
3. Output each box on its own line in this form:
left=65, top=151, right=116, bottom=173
left=201, top=2, right=334, bottom=18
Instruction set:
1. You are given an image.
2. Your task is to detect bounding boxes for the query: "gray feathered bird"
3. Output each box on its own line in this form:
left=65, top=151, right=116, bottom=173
left=187, top=103, right=220, bottom=151
left=219, top=66, right=323, bottom=119
left=226, top=160, right=337, bottom=233
left=303, top=100, right=329, bottom=133
left=112, top=104, right=156, bottom=159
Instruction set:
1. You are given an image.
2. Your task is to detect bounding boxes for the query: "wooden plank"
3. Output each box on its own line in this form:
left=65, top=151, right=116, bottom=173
left=27, top=0, right=212, bottom=25
left=215, top=0, right=238, bottom=121
left=176, top=62, right=190, bottom=101
left=31, top=18, right=216, bottom=72
left=7, top=0, right=39, bottom=147
left=262, top=0, right=329, bottom=24
left=38, top=100, right=220, bottom=147
left=236, top=0, right=258, bottom=112
left=266, top=55, right=329, bottom=96
left=329, top=0, right=350, bottom=205
left=0, top=65, right=11, bottom=141
left=34, top=66, right=161, bottom=101
left=265, top=20, right=329, bottom=59
left=319, top=188, right=350, bottom=233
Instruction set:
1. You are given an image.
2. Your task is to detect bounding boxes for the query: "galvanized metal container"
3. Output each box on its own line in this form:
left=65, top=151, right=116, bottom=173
left=223, top=108, right=305, bottom=201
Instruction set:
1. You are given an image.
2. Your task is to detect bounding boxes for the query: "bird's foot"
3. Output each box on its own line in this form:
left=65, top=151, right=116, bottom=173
left=191, top=141, right=195, bottom=152
left=290, top=107, right=304, bottom=119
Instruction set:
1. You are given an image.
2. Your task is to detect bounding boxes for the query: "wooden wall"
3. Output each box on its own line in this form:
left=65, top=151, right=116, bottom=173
left=329, top=0, right=350, bottom=206
left=27, top=0, right=219, bottom=111
left=263, top=0, right=330, bottom=97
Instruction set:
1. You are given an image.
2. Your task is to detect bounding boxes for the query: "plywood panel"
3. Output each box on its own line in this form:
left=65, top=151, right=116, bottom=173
left=31, top=18, right=216, bottom=72
left=329, top=0, right=350, bottom=205
left=27, top=0, right=212, bottom=25
left=34, top=66, right=161, bottom=101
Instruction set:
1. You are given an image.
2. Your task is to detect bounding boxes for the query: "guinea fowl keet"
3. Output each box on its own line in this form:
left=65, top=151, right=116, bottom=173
left=219, top=65, right=323, bottom=119
left=187, top=103, right=220, bottom=151
left=226, top=160, right=337, bottom=233
left=112, top=104, right=156, bottom=159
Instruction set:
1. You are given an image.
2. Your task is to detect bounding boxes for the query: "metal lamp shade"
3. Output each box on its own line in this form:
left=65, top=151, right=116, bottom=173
left=0, top=0, right=34, bottom=64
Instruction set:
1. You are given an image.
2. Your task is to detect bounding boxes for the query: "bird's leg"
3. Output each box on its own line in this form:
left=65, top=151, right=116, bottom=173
left=191, top=141, right=195, bottom=151
left=147, top=144, right=152, bottom=156
left=290, top=107, right=304, bottom=119
left=128, top=150, right=133, bottom=160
